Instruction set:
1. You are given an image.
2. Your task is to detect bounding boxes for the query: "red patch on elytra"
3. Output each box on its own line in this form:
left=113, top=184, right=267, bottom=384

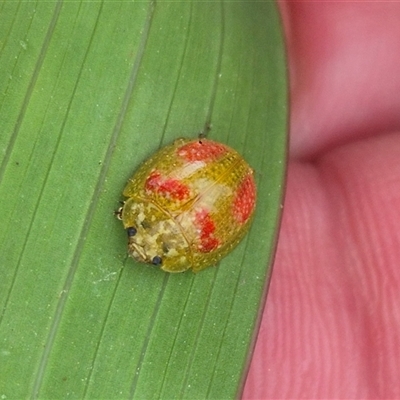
left=195, top=209, right=220, bottom=253
left=177, top=140, right=228, bottom=162
left=145, top=170, right=190, bottom=201
left=232, top=173, right=256, bottom=224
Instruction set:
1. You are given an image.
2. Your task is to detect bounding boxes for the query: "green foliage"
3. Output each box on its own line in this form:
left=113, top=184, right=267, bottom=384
left=0, top=1, right=287, bottom=398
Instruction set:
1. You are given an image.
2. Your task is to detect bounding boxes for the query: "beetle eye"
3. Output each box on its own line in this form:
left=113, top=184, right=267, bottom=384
left=126, top=227, right=137, bottom=237
left=151, top=256, right=162, bottom=266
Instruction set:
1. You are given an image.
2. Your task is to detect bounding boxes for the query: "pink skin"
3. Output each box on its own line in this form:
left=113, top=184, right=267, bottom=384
left=243, top=3, right=400, bottom=399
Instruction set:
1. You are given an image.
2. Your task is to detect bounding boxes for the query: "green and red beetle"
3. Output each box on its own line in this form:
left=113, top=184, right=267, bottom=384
left=117, top=138, right=256, bottom=273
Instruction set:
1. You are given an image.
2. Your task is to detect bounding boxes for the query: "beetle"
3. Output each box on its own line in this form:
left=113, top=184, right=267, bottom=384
left=117, top=138, right=256, bottom=273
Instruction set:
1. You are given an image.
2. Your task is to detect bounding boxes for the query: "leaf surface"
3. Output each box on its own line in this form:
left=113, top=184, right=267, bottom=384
left=0, top=1, right=287, bottom=398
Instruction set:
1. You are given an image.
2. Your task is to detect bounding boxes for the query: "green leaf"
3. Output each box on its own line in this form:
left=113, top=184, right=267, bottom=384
left=0, top=1, right=287, bottom=398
